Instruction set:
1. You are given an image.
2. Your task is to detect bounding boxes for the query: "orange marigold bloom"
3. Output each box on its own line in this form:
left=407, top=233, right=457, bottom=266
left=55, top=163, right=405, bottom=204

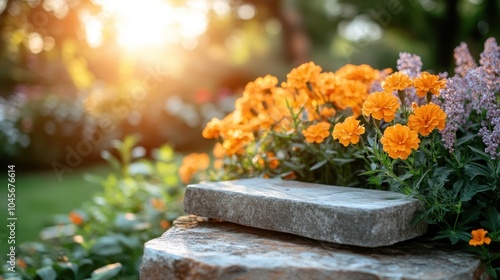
left=69, top=211, right=84, bottom=226
left=178, top=153, right=210, bottom=184
left=408, top=103, right=447, bottom=136
left=266, top=152, right=280, bottom=169
left=413, top=71, right=446, bottom=97
left=380, top=124, right=420, bottom=159
left=285, top=61, right=322, bottom=93
left=362, top=91, right=400, bottom=122
left=320, top=107, right=336, bottom=119
left=202, top=118, right=221, bottom=139
left=302, top=121, right=331, bottom=144
left=469, top=229, right=492, bottom=246
left=222, top=130, right=254, bottom=156
left=212, top=142, right=226, bottom=158
left=332, top=116, right=365, bottom=147
left=335, top=64, right=379, bottom=86
left=382, top=72, right=412, bottom=92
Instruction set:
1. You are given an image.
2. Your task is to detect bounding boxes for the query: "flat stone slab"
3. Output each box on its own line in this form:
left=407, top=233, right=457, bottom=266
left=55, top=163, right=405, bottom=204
left=184, top=178, right=427, bottom=247
left=140, top=215, right=486, bottom=280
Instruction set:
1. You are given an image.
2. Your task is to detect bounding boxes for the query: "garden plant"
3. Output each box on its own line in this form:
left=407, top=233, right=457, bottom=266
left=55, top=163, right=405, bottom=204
left=1, top=136, right=185, bottom=279
left=181, top=37, right=500, bottom=278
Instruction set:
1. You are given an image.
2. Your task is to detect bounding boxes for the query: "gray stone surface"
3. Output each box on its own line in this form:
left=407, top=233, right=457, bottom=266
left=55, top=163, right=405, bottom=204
left=140, top=215, right=486, bottom=280
left=184, top=178, right=427, bottom=247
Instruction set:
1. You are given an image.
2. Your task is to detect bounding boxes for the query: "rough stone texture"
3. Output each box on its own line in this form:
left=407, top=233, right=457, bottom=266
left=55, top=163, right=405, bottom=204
left=184, top=178, right=427, bottom=247
left=140, top=215, right=486, bottom=280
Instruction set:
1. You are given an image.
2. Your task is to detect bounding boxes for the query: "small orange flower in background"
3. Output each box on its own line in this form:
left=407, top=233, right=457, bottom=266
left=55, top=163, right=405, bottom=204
left=69, top=211, right=84, bottom=226
left=16, top=258, right=27, bottom=270
left=302, top=121, right=331, bottom=143
left=408, top=103, right=447, bottom=136
left=469, top=229, right=492, bottom=246
left=332, top=116, right=365, bottom=147
left=178, top=153, right=210, bottom=184
left=362, top=91, right=401, bottom=122
left=412, top=71, right=446, bottom=98
left=380, top=124, right=420, bottom=160
left=382, top=72, right=412, bottom=92
left=160, top=219, right=171, bottom=230
left=150, top=198, right=166, bottom=211
left=266, top=152, right=280, bottom=169
left=212, top=142, right=226, bottom=159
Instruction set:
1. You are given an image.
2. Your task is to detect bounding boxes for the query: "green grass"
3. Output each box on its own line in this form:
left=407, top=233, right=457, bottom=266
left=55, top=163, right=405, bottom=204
left=0, top=163, right=113, bottom=251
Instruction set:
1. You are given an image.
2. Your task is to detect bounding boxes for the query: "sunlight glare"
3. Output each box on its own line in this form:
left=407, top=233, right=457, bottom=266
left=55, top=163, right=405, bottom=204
left=114, top=0, right=173, bottom=50
left=90, top=0, right=210, bottom=51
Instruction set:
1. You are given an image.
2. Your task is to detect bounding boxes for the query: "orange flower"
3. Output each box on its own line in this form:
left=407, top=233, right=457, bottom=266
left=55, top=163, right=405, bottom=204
left=302, top=122, right=331, bottom=143
left=332, top=116, right=365, bottom=147
left=412, top=71, right=446, bottom=98
left=380, top=124, right=420, bottom=159
left=202, top=118, right=221, bottom=139
left=469, top=229, right=492, bottom=246
left=16, top=259, right=27, bottom=270
left=69, top=211, right=84, bottom=226
left=212, top=142, right=225, bottom=158
left=362, top=91, right=400, bottom=122
left=285, top=62, right=322, bottom=98
left=320, top=107, right=336, bottom=119
left=408, top=103, right=447, bottom=136
left=382, top=72, right=412, bottom=92
left=150, top=198, right=166, bottom=211
left=178, top=153, right=210, bottom=184
left=222, top=130, right=254, bottom=156
left=266, top=152, right=280, bottom=169
left=160, top=219, right=171, bottom=230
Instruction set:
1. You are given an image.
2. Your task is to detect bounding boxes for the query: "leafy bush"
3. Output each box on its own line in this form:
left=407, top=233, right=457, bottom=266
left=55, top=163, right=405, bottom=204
left=181, top=38, right=500, bottom=277
left=1, top=135, right=184, bottom=279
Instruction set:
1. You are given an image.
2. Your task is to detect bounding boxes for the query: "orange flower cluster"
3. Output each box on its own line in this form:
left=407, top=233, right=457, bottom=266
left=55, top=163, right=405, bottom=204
left=178, top=153, right=210, bottom=184
left=359, top=71, right=447, bottom=160
left=180, top=62, right=450, bottom=183
left=201, top=61, right=379, bottom=150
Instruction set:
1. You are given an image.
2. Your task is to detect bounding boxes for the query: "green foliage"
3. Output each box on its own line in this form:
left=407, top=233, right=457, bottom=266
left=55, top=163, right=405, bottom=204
left=1, top=135, right=185, bottom=279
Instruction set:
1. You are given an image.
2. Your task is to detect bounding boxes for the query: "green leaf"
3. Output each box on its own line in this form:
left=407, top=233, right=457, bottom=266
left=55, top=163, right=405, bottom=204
left=91, top=263, right=123, bottom=280
left=36, top=266, right=57, bottom=280
left=468, top=145, right=490, bottom=160
left=480, top=206, right=500, bottom=232
left=457, top=207, right=482, bottom=228
left=90, top=237, right=123, bottom=256
left=310, top=159, right=328, bottom=171
left=456, top=134, right=477, bottom=147
left=331, top=158, right=355, bottom=164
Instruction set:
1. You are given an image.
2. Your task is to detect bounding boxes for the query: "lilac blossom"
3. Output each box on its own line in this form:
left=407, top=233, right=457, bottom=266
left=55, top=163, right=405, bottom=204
left=439, top=38, right=500, bottom=159
left=454, top=42, right=477, bottom=77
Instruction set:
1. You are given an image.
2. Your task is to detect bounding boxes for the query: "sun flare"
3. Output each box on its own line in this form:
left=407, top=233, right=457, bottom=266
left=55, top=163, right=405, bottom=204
left=86, top=0, right=209, bottom=51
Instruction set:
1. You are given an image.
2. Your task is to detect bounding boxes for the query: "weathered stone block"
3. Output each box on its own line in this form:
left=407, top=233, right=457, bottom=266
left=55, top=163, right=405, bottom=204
left=140, top=215, right=485, bottom=280
left=184, top=178, right=427, bottom=247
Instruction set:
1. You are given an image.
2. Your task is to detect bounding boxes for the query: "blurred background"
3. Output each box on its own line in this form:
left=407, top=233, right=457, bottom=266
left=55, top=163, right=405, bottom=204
left=0, top=0, right=498, bottom=241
